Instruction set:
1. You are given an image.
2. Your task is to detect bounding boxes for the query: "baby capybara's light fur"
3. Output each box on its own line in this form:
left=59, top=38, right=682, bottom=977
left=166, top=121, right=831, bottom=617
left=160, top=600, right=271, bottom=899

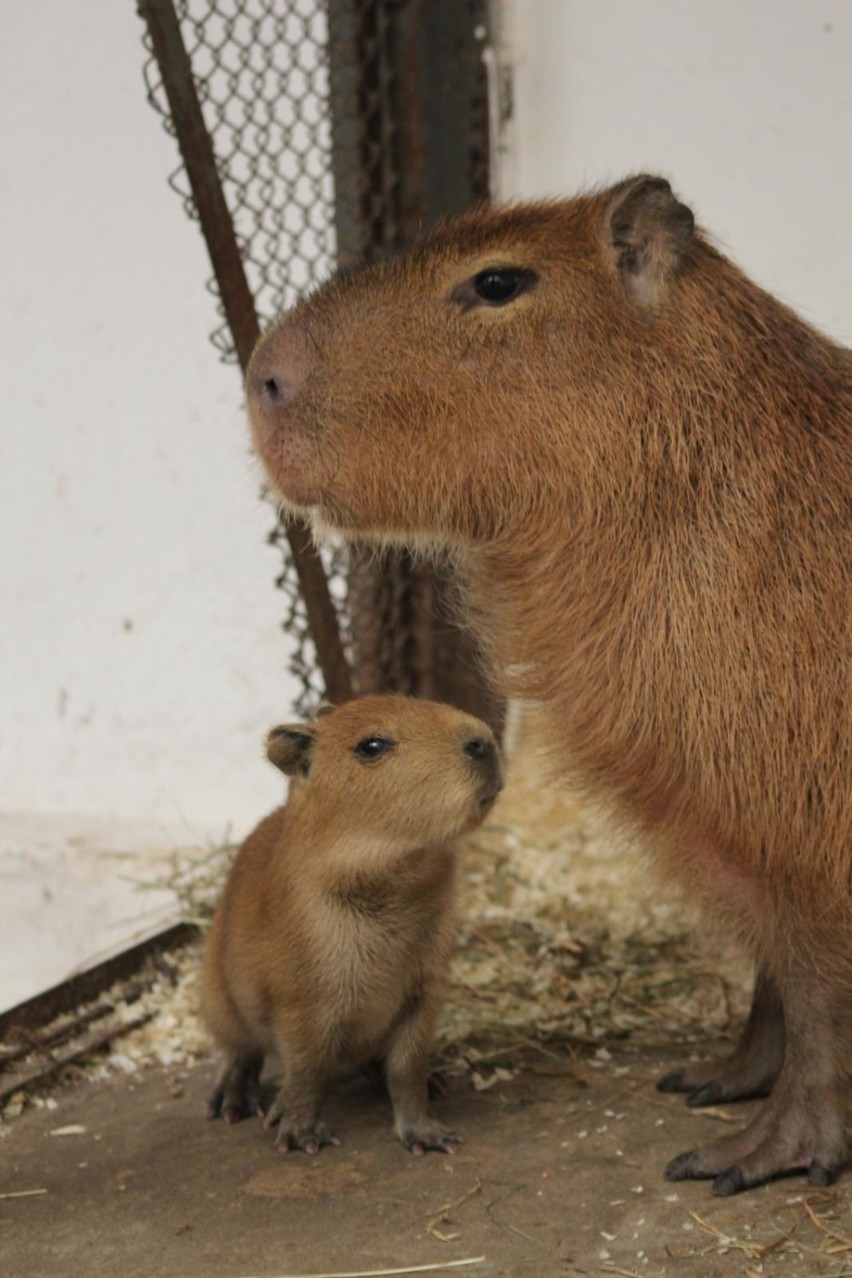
left=246, top=176, right=852, bottom=1194
left=201, top=695, right=501, bottom=1155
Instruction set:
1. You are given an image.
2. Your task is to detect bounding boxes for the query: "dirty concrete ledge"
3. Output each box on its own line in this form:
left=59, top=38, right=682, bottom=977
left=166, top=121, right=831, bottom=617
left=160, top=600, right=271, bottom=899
left=2, top=1049, right=849, bottom=1278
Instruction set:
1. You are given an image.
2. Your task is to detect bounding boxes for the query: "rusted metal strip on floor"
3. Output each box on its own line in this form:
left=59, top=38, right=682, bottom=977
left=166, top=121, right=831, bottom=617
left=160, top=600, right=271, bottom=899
left=1, top=1013, right=157, bottom=1105
left=0, top=921, right=196, bottom=1104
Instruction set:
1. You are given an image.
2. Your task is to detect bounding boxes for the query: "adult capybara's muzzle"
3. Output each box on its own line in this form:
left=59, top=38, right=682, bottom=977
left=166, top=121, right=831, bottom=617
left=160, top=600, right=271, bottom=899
left=247, top=321, right=309, bottom=431
left=246, top=321, right=320, bottom=506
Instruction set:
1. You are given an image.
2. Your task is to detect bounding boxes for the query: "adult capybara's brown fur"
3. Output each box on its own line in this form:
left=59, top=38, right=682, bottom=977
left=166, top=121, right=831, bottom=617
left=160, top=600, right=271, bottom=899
left=201, top=695, right=501, bottom=1155
left=246, top=176, right=852, bottom=1194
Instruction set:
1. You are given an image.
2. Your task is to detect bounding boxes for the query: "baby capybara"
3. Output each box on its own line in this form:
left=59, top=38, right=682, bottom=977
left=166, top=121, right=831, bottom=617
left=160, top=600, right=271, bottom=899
left=245, top=176, right=852, bottom=1194
left=201, top=695, right=501, bottom=1155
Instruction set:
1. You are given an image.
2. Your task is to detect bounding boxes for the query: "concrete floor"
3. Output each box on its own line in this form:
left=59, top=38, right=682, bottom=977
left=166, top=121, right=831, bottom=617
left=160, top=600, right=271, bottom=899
left=3, top=1049, right=849, bottom=1278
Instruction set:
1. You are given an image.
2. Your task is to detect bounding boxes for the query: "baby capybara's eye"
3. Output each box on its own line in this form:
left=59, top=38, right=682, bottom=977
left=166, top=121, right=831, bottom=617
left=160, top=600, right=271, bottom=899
left=354, top=736, right=396, bottom=761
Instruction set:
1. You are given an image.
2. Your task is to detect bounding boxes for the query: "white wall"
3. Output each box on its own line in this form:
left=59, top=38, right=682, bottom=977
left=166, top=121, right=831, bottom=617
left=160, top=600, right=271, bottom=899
left=1, top=1, right=299, bottom=838
left=504, top=0, right=852, bottom=344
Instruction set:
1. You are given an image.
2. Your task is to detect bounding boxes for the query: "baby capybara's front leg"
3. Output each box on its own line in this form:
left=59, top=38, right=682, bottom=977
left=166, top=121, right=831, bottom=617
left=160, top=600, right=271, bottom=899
left=385, top=996, right=460, bottom=1156
left=665, top=962, right=849, bottom=1194
left=263, top=1051, right=340, bottom=1155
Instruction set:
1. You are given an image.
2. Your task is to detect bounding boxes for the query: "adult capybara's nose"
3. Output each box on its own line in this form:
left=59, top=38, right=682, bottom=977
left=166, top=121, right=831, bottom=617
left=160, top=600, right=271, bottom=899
left=250, top=369, right=298, bottom=410
left=246, top=322, right=312, bottom=430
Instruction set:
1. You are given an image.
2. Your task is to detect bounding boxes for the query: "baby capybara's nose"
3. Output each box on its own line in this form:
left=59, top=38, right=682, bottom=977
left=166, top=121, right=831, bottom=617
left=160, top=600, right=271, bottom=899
left=463, top=734, right=503, bottom=804
left=463, top=735, right=494, bottom=764
left=246, top=323, right=311, bottom=428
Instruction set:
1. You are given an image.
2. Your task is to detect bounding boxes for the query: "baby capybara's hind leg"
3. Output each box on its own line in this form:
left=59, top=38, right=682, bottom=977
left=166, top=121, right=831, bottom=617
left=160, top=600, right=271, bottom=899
left=206, top=1051, right=265, bottom=1123
left=658, top=964, right=785, bottom=1107
left=665, top=961, right=849, bottom=1195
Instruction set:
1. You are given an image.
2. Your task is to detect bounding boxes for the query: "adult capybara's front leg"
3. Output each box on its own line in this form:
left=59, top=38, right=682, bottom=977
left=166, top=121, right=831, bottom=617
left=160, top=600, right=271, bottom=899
left=658, top=964, right=785, bottom=1107
left=665, top=964, right=849, bottom=1194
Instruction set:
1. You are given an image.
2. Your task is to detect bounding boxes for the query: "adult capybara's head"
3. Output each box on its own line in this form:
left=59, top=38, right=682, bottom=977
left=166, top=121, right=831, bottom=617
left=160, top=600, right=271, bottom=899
left=265, top=695, right=502, bottom=847
left=247, top=175, right=697, bottom=545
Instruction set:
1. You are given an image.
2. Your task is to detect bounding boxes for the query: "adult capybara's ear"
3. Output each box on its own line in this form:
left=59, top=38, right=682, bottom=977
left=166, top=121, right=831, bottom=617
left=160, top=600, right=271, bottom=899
left=604, top=175, right=694, bottom=307
left=265, top=725, right=316, bottom=776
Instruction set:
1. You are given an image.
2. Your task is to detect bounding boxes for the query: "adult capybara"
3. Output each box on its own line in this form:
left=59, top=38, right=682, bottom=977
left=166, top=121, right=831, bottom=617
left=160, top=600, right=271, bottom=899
left=245, top=175, right=852, bottom=1194
left=201, top=695, right=501, bottom=1155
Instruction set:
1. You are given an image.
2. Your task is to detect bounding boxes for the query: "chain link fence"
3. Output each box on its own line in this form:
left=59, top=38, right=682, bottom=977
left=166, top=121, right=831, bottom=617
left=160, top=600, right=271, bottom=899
left=139, top=0, right=500, bottom=723
left=143, top=0, right=338, bottom=357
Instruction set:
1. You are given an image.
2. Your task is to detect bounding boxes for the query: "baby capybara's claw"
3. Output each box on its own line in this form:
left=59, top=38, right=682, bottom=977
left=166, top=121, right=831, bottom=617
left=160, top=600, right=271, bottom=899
left=274, top=1121, right=341, bottom=1156
left=401, top=1123, right=462, bottom=1156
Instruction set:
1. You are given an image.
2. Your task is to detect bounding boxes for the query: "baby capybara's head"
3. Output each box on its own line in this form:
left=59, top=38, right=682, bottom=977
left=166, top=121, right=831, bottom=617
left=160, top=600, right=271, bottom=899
left=247, top=176, right=697, bottom=545
left=265, top=695, right=502, bottom=847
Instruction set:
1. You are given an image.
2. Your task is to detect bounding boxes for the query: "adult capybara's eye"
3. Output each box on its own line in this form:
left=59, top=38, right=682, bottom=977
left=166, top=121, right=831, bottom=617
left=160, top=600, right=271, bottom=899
left=473, top=268, right=527, bottom=302
left=450, top=267, right=538, bottom=310
left=354, top=736, right=396, bottom=762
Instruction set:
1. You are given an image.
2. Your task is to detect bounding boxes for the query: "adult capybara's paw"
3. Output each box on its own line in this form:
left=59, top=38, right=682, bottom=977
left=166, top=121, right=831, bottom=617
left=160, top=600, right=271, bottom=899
left=656, top=1051, right=778, bottom=1108
left=657, top=971, right=785, bottom=1108
left=663, top=1081, right=847, bottom=1195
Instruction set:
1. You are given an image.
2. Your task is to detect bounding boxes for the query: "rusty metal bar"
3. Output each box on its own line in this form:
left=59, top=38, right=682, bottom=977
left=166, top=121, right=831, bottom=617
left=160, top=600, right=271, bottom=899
left=284, top=522, right=353, bottom=704
left=0, top=922, right=195, bottom=1041
left=137, top=0, right=352, bottom=704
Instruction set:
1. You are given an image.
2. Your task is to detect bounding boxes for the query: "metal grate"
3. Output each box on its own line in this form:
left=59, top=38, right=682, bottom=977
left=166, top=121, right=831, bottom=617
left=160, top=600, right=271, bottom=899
left=141, top=0, right=350, bottom=715
left=139, top=0, right=501, bottom=724
left=268, top=519, right=350, bottom=716
left=143, top=0, right=338, bottom=355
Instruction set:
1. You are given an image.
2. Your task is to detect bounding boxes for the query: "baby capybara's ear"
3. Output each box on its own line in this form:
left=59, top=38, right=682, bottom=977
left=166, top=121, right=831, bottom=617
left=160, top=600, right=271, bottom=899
left=265, top=725, right=316, bottom=777
left=604, top=174, right=694, bottom=307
